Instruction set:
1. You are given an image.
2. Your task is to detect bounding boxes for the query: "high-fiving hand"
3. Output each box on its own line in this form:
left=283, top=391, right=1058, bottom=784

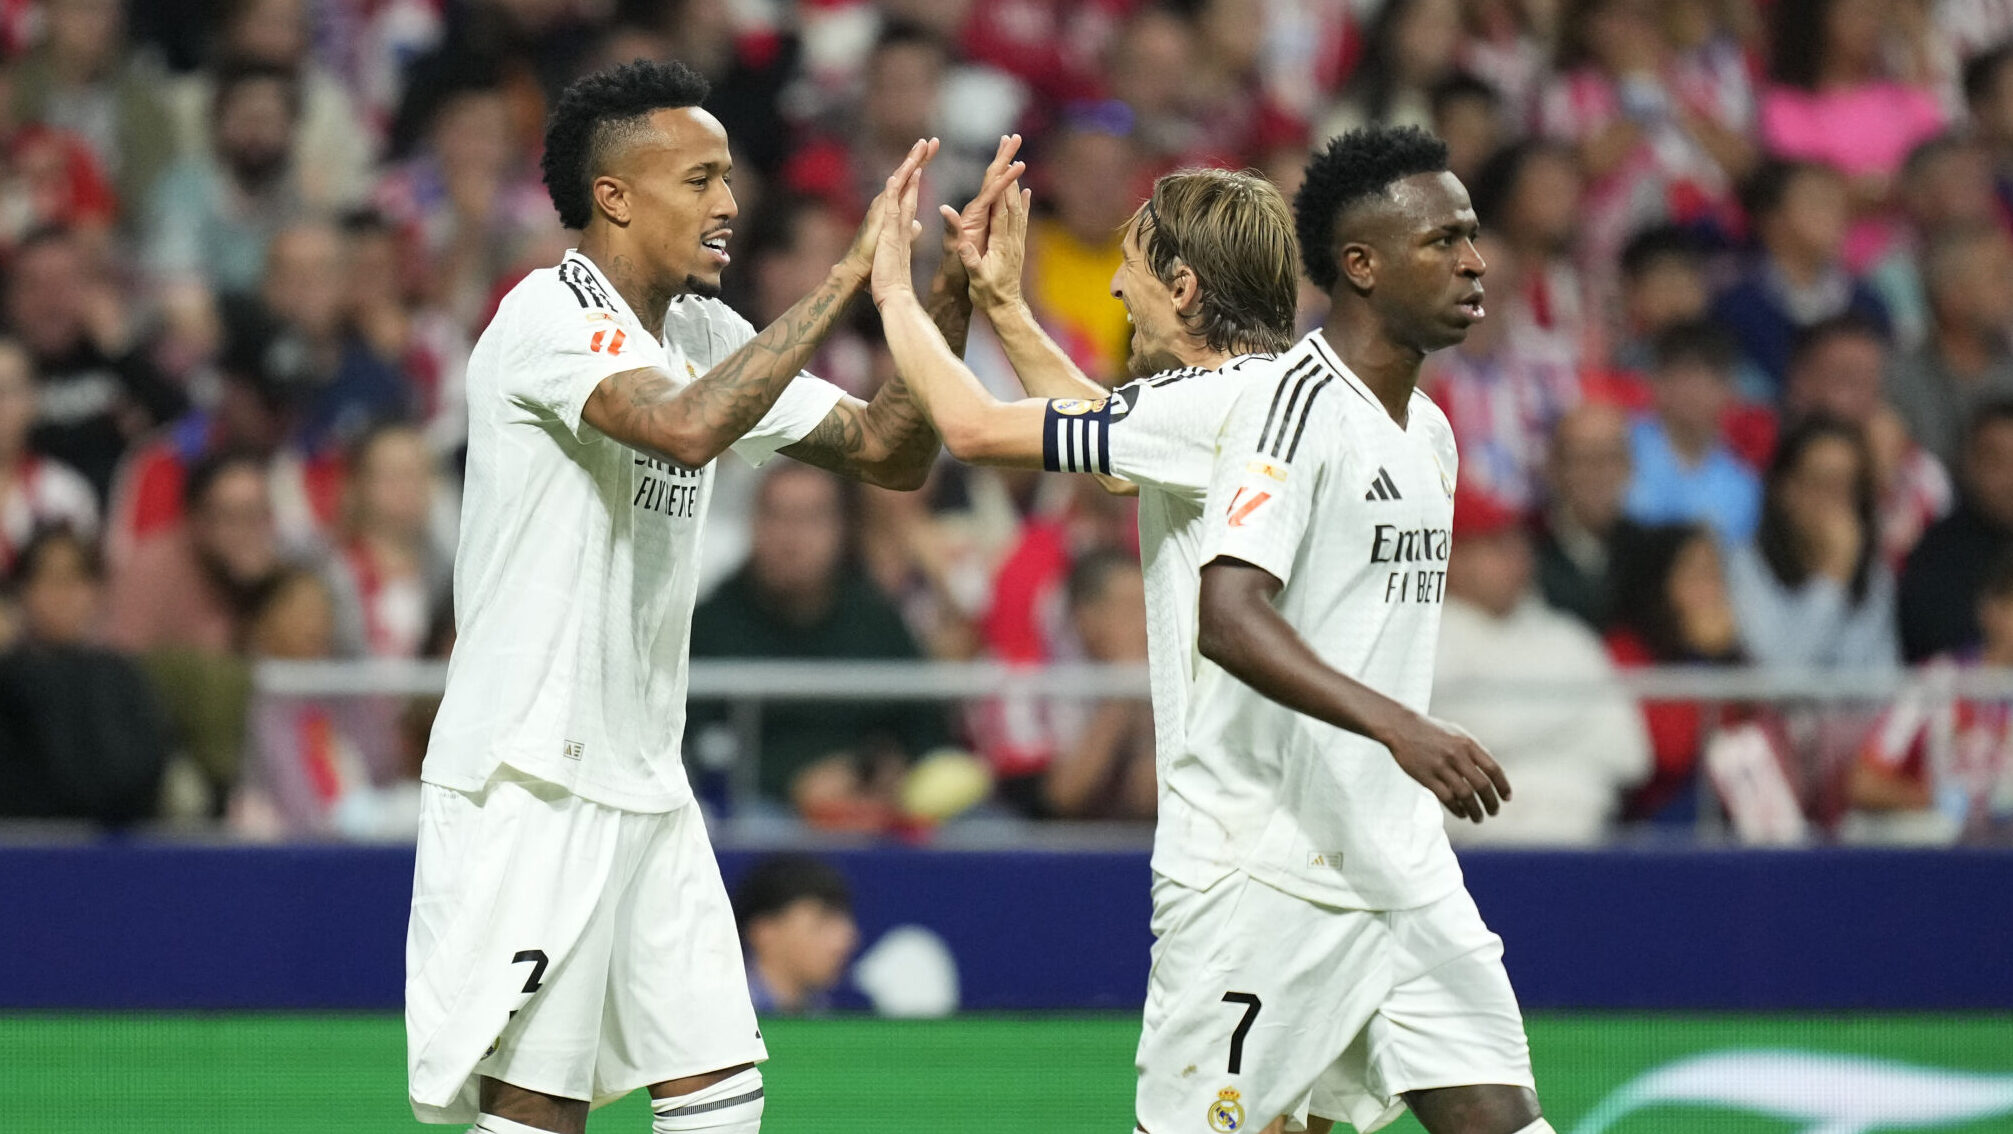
left=937, top=134, right=1027, bottom=287
left=871, top=139, right=935, bottom=308
left=840, top=137, right=940, bottom=285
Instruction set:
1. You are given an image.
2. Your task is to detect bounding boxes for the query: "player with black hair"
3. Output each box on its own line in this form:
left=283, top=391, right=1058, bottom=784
left=1149, top=126, right=1548, bottom=1134
left=405, top=59, right=1025, bottom=1134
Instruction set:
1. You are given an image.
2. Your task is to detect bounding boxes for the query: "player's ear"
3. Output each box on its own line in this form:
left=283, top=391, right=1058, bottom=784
left=1339, top=240, right=1377, bottom=294
left=592, top=175, right=632, bottom=226
left=1169, top=263, right=1203, bottom=316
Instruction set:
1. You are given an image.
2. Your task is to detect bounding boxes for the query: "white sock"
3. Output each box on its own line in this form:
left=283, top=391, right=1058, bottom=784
left=1509, top=1119, right=1557, bottom=1134
left=470, top=1116, right=555, bottom=1134
left=652, top=1067, right=764, bottom=1133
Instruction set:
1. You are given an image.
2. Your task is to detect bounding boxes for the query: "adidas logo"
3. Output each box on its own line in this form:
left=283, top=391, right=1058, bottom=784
left=1364, top=468, right=1401, bottom=501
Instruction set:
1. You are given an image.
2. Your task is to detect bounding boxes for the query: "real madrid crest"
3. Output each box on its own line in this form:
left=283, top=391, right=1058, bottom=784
left=1207, top=1086, right=1246, bottom=1133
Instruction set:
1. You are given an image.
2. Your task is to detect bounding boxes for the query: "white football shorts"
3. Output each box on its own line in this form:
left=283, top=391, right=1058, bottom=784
left=405, top=772, right=766, bottom=1124
left=1135, top=871, right=1533, bottom=1134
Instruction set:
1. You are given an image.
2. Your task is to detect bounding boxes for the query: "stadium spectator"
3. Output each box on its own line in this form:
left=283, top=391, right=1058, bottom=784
left=1886, top=221, right=2013, bottom=466
left=373, top=66, right=553, bottom=330
left=324, top=423, right=450, bottom=659
left=1104, top=6, right=1201, bottom=169
left=732, top=854, right=859, bottom=1016
left=340, top=209, right=471, bottom=462
left=1783, top=314, right=1952, bottom=567
left=1899, top=400, right=2013, bottom=661
left=1535, top=400, right=1642, bottom=629
left=1710, top=159, right=1889, bottom=393
left=1435, top=488, right=1652, bottom=844
left=0, top=524, right=168, bottom=825
left=1423, top=233, right=1579, bottom=510
left=240, top=220, right=411, bottom=454
left=162, top=0, right=373, bottom=214
left=1024, top=105, right=1143, bottom=378
left=1759, top=0, right=1946, bottom=269
left=1849, top=552, right=2013, bottom=843
left=231, top=566, right=413, bottom=841
left=104, top=308, right=345, bottom=566
left=0, top=57, right=117, bottom=255
left=1538, top=0, right=1756, bottom=304
left=0, top=338, right=97, bottom=571
left=786, top=22, right=951, bottom=214
left=10, top=226, right=185, bottom=502
left=1725, top=417, right=1899, bottom=669
left=1469, top=140, right=1592, bottom=377
left=1962, top=44, right=2013, bottom=224
left=1605, top=522, right=1749, bottom=823
left=688, top=463, right=946, bottom=825
left=1622, top=321, right=1763, bottom=544
left=107, top=448, right=277, bottom=656
left=1863, top=134, right=1997, bottom=352
left=1040, top=551, right=1155, bottom=821
left=144, top=59, right=307, bottom=296
left=1429, top=73, right=1506, bottom=187
left=1612, top=224, right=1711, bottom=375
left=1321, top=0, right=1464, bottom=138
left=11, top=0, right=175, bottom=222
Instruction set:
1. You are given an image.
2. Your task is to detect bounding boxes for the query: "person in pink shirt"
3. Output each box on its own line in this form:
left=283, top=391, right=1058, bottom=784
left=1760, top=0, right=1946, bottom=270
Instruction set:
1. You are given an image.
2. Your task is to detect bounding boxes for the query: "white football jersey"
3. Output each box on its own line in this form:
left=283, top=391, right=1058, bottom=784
left=1177, top=331, right=1465, bottom=910
left=1041, top=355, right=1271, bottom=789
left=424, top=250, right=845, bottom=812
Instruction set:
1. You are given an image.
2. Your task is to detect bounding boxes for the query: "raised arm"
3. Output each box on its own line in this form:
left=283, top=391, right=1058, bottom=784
left=922, top=134, right=1027, bottom=357
left=952, top=177, right=1110, bottom=403
left=869, top=164, right=1056, bottom=469
left=1196, top=557, right=1513, bottom=825
left=582, top=139, right=939, bottom=470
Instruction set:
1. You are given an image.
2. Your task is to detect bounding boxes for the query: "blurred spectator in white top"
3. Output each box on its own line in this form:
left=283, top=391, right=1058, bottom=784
left=145, top=59, right=308, bottom=296
left=1468, top=140, right=1593, bottom=381
left=164, top=0, right=373, bottom=213
left=0, top=338, right=96, bottom=571
left=1783, top=314, right=1951, bottom=569
left=11, top=0, right=175, bottom=223
left=324, top=422, right=450, bottom=659
left=1885, top=221, right=2013, bottom=467
left=1435, top=487, right=1651, bottom=845
left=1726, top=416, right=1898, bottom=670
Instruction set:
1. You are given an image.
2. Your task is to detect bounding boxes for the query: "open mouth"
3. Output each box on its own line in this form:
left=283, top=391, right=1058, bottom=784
left=1455, top=291, right=1485, bottom=320
left=701, top=230, right=732, bottom=267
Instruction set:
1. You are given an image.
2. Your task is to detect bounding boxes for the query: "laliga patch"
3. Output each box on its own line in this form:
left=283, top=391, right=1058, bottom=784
left=1208, top=1087, right=1246, bottom=1133
left=1245, top=457, right=1289, bottom=482
left=1049, top=397, right=1107, bottom=417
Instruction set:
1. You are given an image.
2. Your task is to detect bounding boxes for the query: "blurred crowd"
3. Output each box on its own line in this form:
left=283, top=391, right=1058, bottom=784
left=2, top=0, right=2012, bottom=846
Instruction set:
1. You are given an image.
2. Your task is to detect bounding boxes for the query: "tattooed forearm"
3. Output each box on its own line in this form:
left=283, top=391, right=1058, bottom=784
left=586, top=268, right=861, bottom=468
left=780, top=370, right=940, bottom=490
left=924, top=270, right=973, bottom=358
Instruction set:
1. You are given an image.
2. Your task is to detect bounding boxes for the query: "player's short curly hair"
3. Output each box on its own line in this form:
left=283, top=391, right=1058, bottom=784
left=1293, top=126, right=1450, bottom=291
left=540, top=60, right=711, bottom=231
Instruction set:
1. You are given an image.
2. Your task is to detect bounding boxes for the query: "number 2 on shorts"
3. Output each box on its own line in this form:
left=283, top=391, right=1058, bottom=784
left=1221, top=992, right=1262, bottom=1074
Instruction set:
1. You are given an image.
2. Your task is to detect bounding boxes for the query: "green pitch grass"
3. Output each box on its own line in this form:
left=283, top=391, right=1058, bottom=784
left=4, top=1013, right=2012, bottom=1132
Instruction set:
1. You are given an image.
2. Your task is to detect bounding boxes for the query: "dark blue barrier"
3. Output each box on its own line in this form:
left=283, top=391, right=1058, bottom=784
left=2, top=842, right=2008, bottom=1011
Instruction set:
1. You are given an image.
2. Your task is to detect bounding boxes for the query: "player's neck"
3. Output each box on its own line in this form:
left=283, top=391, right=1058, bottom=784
left=1317, top=316, right=1422, bottom=426
left=574, top=232, right=678, bottom=339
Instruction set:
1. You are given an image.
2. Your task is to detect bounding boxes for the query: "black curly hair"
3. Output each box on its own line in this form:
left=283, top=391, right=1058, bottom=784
left=1293, top=126, right=1450, bottom=291
left=540, top=60, right=711, bottom=231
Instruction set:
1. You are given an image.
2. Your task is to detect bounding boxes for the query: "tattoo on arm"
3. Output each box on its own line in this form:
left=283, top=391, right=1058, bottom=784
left=781, top=371, right=939, bottom=488
left=924, top=272, right=973, bottom=358
left=587, top=270, right=862, bottom=467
